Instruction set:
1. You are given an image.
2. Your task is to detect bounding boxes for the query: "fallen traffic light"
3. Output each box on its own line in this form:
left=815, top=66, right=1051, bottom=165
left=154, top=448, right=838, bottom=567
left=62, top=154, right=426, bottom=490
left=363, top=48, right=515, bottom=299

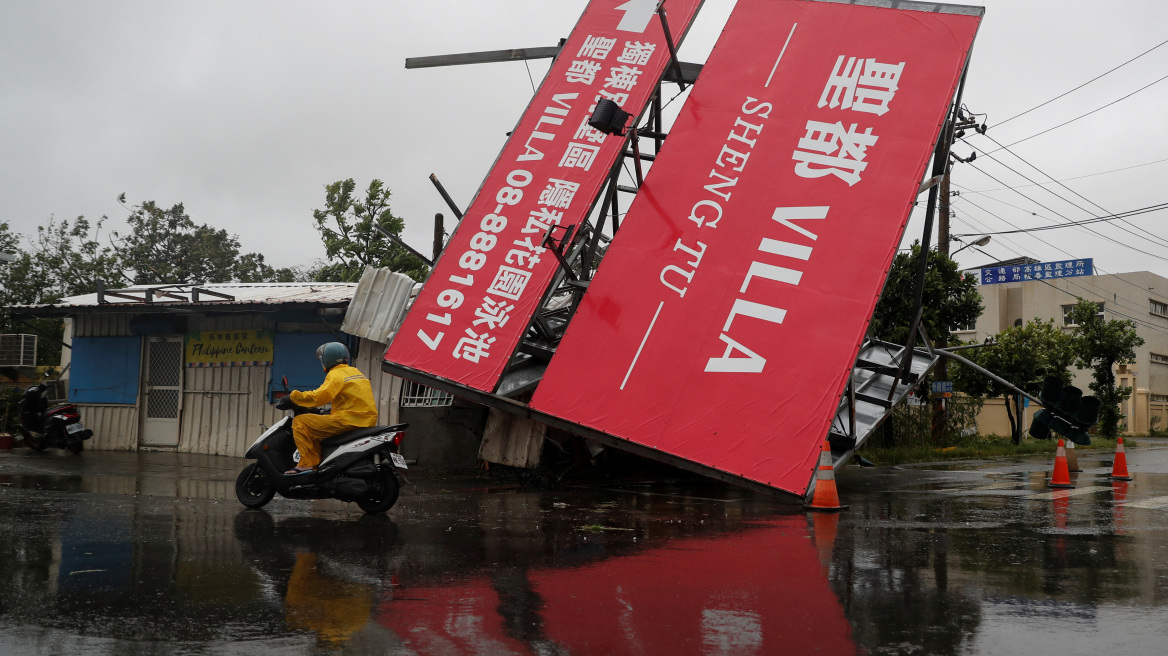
left=1028, top=376, right=1100, bottom=445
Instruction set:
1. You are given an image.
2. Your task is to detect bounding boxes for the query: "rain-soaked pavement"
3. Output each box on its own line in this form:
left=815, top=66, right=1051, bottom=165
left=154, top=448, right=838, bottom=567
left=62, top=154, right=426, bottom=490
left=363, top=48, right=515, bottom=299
left=3, top=443, right=1168, bottom=655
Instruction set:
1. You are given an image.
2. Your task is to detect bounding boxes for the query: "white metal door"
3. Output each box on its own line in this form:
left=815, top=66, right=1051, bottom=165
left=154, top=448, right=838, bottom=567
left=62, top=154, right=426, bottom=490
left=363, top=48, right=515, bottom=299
left=140, top=336, right=183, bottom=447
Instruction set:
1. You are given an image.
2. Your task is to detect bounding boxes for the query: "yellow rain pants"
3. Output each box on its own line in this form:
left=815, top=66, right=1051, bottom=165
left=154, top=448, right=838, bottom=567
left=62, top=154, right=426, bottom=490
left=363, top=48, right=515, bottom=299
left=289, top=364, right=378, bottom=469
left=284, top=552, right=372, bottom=649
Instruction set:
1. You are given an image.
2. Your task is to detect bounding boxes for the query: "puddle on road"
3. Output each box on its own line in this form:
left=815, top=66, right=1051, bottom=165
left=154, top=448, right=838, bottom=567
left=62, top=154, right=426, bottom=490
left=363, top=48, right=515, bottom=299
left=2, top=461, right=1168, bottom=654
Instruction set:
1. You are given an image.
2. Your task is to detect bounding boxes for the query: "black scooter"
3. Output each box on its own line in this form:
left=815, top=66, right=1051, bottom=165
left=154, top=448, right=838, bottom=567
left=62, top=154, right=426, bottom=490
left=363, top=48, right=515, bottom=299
left=234, top=378, right=409, bottom=514
left=17, top=370, right=93, bottom=453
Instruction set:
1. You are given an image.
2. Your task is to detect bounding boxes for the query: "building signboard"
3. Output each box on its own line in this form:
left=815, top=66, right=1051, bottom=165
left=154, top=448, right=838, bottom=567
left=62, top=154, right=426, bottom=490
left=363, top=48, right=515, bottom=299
left=185, top=330, right=274, bottom=367
left=979, top=258, right=1093, bottom=285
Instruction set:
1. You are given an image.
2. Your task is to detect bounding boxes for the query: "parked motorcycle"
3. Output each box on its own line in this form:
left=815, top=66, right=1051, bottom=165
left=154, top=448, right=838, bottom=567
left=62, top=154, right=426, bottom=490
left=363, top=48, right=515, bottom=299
left=234, top=377, right=409, bottom=514
left=17, top=371, right=92, bottom=453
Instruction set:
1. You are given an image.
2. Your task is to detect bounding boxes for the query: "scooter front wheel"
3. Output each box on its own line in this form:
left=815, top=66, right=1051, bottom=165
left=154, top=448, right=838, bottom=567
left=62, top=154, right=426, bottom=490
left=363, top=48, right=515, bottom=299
left=235, top=464, right=275, bottom=509
left=356, top=466, right=400, bottom=514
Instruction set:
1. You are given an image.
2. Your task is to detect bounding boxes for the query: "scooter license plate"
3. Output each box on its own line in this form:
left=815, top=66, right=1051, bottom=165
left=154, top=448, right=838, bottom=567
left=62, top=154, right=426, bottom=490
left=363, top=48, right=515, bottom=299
left=66, top=423, right=85, bottom=435
left=389, top=452, right=407, bottom=469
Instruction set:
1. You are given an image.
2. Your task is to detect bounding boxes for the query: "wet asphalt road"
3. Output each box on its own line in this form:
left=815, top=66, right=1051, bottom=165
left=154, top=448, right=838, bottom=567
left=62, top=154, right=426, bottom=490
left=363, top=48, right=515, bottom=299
left=2, top=443, right=1168, bottom=655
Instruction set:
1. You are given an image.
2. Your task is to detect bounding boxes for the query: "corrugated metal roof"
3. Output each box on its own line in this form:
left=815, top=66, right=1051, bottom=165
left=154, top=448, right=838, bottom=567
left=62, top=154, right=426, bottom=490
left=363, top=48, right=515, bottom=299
left=12, top=282, right=359, bottom=311
left=341, top=266, right=418, bottom=343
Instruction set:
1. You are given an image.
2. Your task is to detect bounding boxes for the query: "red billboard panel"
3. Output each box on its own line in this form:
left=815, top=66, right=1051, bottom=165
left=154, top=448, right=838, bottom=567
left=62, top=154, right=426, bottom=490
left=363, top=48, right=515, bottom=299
left=385, top=0, right=704, bottom=391
left=377, top=519, right=855, bottom=655
left=531, top=0, right=981, bottom=496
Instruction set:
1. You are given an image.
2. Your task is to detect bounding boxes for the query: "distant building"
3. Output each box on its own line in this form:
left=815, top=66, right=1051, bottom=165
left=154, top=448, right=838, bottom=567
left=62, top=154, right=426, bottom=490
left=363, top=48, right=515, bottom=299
left=953, top=265, right=1168, bottom=436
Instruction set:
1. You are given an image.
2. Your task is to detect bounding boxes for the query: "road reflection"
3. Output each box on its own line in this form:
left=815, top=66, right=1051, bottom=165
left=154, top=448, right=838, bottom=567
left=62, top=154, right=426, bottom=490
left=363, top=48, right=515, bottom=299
left=4, top=459, right=1168, bottom=654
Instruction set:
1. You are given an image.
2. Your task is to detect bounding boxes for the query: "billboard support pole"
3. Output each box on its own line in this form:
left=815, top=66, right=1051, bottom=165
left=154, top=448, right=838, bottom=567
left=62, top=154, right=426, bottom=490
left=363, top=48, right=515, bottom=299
left=656, top=5, right=687, bottom=92
left=889, top=57, right=973, bottom=397
left=428, top=173, right=464, bottom=221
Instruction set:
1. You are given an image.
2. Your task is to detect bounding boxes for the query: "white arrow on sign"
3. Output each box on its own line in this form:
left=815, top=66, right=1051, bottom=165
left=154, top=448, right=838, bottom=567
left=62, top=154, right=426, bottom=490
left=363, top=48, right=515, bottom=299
left=615, top=0, right=658, bottom=33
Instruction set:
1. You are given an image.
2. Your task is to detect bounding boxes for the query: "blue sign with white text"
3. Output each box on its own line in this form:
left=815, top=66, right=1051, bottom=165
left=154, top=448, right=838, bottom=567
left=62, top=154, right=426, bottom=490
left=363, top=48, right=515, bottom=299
left=980, top=258, right=1093, bottom=285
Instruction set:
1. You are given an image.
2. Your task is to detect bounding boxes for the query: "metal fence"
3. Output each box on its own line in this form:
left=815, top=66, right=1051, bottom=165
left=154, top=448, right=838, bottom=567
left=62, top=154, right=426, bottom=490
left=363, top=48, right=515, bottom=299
left=400, top=379, right=453, bottom=408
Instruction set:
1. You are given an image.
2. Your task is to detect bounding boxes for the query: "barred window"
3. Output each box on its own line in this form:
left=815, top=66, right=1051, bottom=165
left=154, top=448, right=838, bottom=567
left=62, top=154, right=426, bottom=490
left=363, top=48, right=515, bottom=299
left=1152, top=299, right=1168, bottom=317
left=1063, top=302, right=1104, bottom=326
left=1151, top=353, right=1168, bottom=365
left=400, top=379, right=453, bottom=408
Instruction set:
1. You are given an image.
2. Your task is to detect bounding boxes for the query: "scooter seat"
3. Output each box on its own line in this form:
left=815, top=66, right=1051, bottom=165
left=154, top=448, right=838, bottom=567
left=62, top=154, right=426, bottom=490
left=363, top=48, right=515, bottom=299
left=320, top=423, right=408, bottom=449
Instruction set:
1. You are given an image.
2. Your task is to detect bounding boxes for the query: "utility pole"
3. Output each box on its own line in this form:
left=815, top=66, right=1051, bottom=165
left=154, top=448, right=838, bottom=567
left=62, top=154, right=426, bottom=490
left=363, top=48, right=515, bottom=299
left=933, top=163, right=952, bottom=441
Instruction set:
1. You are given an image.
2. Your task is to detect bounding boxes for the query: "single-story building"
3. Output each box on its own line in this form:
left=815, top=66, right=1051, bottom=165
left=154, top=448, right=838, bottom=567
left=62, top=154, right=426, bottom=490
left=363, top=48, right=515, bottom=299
left=7, top=272, right=491, bottom=466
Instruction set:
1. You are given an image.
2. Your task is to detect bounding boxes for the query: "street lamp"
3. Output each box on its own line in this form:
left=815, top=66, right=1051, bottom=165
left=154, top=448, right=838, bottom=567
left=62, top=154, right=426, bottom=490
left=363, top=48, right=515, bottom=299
left=950, top=235, right=990, bottom=256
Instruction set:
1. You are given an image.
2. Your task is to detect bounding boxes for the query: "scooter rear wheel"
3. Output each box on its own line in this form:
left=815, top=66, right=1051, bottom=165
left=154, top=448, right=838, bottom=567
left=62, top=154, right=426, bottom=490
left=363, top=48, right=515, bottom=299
left=17, top=427, right=46, bottom=452
left=66, top=440, right=83, bottom=454
left=356, top=466, right=400, bottom=514
left=235, top=464, right=276, bottom=509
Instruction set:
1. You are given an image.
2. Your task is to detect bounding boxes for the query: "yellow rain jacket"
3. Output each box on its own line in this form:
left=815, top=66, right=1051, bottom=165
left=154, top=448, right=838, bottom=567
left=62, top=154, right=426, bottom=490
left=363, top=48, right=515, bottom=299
left=289, top=364, right=378, bottom=469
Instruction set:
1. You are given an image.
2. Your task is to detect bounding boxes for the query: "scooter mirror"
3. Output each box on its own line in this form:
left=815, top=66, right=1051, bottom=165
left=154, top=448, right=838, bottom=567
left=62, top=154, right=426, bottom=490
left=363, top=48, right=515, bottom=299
left=282, top=375, right=289, bottom=391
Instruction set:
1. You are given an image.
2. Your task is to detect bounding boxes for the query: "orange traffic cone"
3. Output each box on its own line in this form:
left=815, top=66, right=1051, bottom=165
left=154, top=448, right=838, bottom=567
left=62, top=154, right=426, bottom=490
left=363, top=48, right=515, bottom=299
left=1109, top=436, right=1133, bottom=481
left=1112, top=480, right=1129, bottom=535
left=1047, top=439, right=1075, bottom=488
left=1065, top=440, right=1082, bottom=472
left=805, top=441, right=848, bottom=512
left=809, top=512, right=840, bottom=572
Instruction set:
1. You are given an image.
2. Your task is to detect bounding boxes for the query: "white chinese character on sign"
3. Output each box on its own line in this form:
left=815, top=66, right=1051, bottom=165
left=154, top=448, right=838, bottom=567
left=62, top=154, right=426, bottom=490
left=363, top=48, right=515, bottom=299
left=578, top=36, right=617, bottom=59
left=539, top=178, right=581, bottom=209
left=452, top=328, right=495, bottom=363
left=573, top=116, right=607, bottom=144
left=853, top=59, right=904, bottom=115
left=605, top=65, right=642, bottom=91
left=488, top=266, right=533, bottom=301
left=560, top=142, right=602, bottom=171
left=617, top=41, right=656, bottom=66
left=510, top=236, right=547, bottom=266
left=524, top=207, right=564, bottom=234
left=819, top=56, right=862, bottom=110
left=791, top=120, right=878, bottom=186
left=597, top=89, right=629, bottom=105
left=473, top=297, right=515, bottom=330
left=819, top=56, right=904, bottom=116
left=566, top=60, right=602, bottom=84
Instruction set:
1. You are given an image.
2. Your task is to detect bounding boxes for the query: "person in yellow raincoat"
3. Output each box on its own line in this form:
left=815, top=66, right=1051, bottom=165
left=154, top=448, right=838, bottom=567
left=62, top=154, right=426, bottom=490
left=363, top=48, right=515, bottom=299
left=285, top=342, right=378, bottom=474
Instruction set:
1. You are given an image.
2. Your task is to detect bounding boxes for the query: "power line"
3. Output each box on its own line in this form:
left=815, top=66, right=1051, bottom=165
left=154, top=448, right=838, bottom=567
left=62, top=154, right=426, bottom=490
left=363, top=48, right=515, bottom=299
left=993, top=37, right=1168, bottom=128
left=991, top=72, right=1168, bottom=152
left=954, top=156, right=1168, bottom=193
left=956, top=162, right=1168, bottom=262
left=953, top=201, right=1168, bottom=236
left=969, top=133, right=1168, bottom=248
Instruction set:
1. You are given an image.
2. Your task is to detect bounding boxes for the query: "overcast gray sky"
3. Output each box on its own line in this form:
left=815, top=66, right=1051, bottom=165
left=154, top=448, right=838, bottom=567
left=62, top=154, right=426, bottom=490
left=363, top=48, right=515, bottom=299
left=2, top=0, right=1167, bottom=281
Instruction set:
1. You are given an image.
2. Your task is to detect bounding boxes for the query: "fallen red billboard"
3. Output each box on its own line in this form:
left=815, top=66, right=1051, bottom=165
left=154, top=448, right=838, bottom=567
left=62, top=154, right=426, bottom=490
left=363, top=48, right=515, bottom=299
left=531, top=0, right=982, bottom=496
left=385, top=0, right=703, bottom=392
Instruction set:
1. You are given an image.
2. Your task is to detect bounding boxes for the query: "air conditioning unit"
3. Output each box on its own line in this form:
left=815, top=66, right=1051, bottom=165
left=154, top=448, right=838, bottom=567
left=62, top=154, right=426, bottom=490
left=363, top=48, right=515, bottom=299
left=0, top=334, right=37, bottom=367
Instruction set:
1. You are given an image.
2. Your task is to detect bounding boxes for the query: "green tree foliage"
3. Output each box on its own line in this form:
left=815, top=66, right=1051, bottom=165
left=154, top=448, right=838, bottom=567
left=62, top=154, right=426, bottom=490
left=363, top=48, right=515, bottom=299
left=1068, top=298, right=1144, bottom=439
left=112, top=198, right=295, bottom=284
left=870, top=242, right=982, bottom=346
left=1, top=199, right=300, bottom=367
left=953, top=319, right=1076, bottom=444
left=312, top=179, right=429, bottom=282
left=0, top=217, right=122, bottom=365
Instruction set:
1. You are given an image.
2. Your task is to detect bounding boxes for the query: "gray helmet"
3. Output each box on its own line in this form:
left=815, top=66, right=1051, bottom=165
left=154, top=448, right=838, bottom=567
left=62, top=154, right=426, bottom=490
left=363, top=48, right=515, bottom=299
left=316, top=342, right=350, bottom=371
